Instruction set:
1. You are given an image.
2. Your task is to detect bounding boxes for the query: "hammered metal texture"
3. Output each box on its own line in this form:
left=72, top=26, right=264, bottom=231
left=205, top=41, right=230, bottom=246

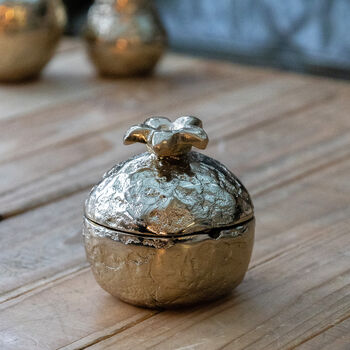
left=85, top=151, right=253, bottom=235
left=0, top=0, right=66, bottom=82
left=84, top=0, right=166, bottom=77
left=83, top=217, right=255, bottom=308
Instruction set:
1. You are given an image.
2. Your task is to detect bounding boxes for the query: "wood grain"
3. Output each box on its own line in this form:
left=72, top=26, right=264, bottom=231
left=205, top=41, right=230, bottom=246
left=0, top=46, right=94, bottom=121
left=0, top=77, right=341, bottom=218
left=0, top=269, right=157, bottom=350
left=1, top=145, right=349, bottom=350
left=0, top=63, right=272, bottom=163
left=0, top=87, right=349, bottom=301
left=1, top=41, right=350, bottom=349
left=83, top=159, right=350, bottom=350
left=0, top=42, right=242, bottom=123
left=1, top=71, right=349, bottom=302
left=89, top=224, right=350, bottom=350
left=295, top=316, right=350, bottom=350
left=0, top=190, right=88, bottom=299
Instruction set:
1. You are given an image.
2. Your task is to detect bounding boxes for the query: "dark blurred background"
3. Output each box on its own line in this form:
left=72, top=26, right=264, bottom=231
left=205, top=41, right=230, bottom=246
left=63, top=0, right=350, bottom=79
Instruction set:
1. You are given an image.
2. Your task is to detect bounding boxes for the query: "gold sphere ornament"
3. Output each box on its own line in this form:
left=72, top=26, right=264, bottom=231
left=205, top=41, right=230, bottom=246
left=85, top=0, right=167, bottom=77
left=83, top=116, right=255, bottom=308
left=0, top=0, right=66, bottom=82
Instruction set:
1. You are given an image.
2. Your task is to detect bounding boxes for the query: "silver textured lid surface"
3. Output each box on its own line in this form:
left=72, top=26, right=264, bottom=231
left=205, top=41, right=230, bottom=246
left=84, top=116, right=254, bottom=235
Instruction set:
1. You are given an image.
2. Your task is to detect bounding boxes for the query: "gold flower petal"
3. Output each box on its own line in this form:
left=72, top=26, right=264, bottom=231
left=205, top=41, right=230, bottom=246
left=123, top=125, right=151, bottom=145
left=173, top=116, right=203, bottom=129
left=178, top=126, right=208, bottom=150
left=124, top=116, right=208, bottom=156
left=144, top=116, right=172, bottom=129
left=151, top=130, right=173, bottom=144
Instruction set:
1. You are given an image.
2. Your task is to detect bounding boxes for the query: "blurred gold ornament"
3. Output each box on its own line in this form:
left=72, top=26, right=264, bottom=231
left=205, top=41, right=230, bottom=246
left=83, top=116, right=255, bottom=309
left=0, top=0, right=66, bottom=82
left=85, top=0, right=167, bottom=77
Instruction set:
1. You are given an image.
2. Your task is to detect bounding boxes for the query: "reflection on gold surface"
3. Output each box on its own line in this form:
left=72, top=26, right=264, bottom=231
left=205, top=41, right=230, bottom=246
left=116, top=0, right=129, bottom=10
left=1, top=6, right=14, bottom=21
left=115, top=38, right=128, bottom=51
left=0, top=5, right=28, bottom=30
left=85, top=0, right=167, bottom=77
left=0, top=0, right=66, bottom=82
left=84, top=217, right=255, bottom=308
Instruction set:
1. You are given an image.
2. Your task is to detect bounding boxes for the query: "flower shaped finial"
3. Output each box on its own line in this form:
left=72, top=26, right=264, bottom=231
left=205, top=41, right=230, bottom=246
left=123, top=116, right=209, bottom=157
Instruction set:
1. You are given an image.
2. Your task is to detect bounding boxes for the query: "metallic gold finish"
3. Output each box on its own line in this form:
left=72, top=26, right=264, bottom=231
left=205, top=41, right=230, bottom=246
left=83, top=116, right=255, bottom=308
left=124, top=116, right=209, bottom=157
left=84, top=217, right=254, bottom=308
left=85, top=0, right=167, bottom=77
left=0, top=0, right=66, bottom=82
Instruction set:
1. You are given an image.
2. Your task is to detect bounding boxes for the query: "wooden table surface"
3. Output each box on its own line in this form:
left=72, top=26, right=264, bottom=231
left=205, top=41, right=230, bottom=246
left=0, top=39, right=350, bottom=350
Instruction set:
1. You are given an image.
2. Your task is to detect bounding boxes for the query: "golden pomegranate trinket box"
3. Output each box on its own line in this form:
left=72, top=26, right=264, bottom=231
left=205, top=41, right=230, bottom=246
left=83, top=116, right=255, bottom=308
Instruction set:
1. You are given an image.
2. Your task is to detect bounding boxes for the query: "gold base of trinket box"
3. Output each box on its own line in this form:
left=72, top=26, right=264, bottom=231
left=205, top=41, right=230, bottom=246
left=83, top=217, right=254, bottom=309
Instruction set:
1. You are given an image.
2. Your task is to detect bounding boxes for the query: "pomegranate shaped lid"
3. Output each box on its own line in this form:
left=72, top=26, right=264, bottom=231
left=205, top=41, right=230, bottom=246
left=84, top=116, right=254, bottom=236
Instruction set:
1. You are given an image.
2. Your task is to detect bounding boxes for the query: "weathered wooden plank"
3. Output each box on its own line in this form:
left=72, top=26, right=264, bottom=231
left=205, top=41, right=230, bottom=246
left=0, top=78, right=338, bottom=217
left=248, top=151, right=350, bottom=265
left=213, top=97, right=350, bottom=195
left=0, top=48, right=237, bottom=122
left=0, top=269, right=157, bottom=350
left=0, top=190, right=88, bottom=298
left=0, top=47, right=94, bottom=121
left=295, top=316, right=350, bottom=350
left=0, top=67, right=278, bottom=163
left=0, top=148, right=349, bottom=350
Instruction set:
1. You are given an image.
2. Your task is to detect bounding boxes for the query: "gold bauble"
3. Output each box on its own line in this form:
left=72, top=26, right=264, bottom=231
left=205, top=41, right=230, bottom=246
left=0, top=0, right=66, bottom=82
left=85, top=0, right=167, bottom=77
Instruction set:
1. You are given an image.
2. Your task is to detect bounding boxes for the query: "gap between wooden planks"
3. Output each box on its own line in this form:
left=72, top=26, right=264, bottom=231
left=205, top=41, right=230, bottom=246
left=0, top=151, right=349, bottom=350
left=295, top=315, right=350, bottom=350
left=0, top=75, right=344, bottom=218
